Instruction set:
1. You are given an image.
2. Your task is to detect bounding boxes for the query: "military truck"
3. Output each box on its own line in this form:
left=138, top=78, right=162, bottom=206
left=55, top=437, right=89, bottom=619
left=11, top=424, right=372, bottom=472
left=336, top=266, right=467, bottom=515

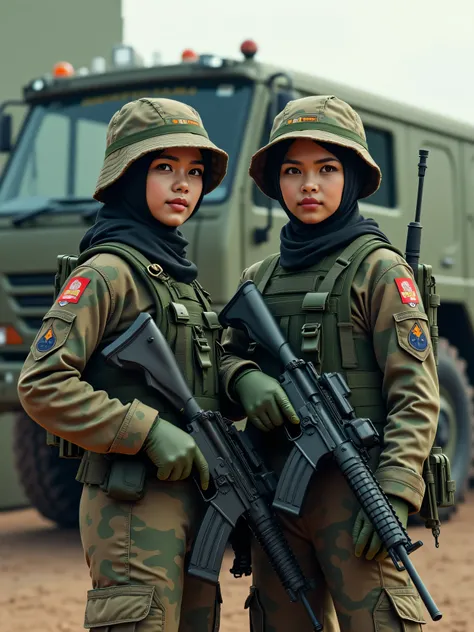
left=0, top=42, right=472, bottom=527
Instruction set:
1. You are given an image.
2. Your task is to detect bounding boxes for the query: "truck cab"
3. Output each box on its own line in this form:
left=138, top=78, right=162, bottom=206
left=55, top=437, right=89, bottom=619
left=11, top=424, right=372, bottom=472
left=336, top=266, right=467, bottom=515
left=1, top=43, right=473, bottom=526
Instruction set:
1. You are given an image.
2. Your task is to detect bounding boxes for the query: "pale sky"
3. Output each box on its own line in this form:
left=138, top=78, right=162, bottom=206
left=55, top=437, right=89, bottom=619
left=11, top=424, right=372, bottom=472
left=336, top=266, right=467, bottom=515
left=122, top=0, right=474, bottom=125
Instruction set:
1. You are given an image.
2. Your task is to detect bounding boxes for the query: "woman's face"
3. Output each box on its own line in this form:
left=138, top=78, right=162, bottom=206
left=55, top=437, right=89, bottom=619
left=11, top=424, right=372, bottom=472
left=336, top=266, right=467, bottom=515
left=146, top=147, right=204, bottom=227
left=279, top=139, right=344, bottom=224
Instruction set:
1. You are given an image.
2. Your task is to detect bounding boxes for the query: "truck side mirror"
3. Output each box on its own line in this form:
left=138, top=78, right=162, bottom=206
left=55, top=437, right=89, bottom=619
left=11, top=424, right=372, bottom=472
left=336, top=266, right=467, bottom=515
left=0, top=114, right=12, bottom=152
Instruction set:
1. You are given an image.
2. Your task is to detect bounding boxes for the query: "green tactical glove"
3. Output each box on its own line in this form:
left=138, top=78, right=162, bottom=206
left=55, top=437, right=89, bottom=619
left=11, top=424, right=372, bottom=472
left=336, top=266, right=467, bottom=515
left=234, top=369, right=300, bottom=432
left=352, top=495, right=409, bottom=562
left=144, top=417, right=209, bottom=490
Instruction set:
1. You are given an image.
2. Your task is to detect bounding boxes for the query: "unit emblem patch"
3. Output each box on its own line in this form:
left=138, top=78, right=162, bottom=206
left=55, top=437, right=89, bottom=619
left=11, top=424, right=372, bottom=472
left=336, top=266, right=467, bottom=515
left=57, top=276, right=91, bottom=304
left=408, top=321, right=428, bottom=351
left=36, top=326, right=56, bottom=352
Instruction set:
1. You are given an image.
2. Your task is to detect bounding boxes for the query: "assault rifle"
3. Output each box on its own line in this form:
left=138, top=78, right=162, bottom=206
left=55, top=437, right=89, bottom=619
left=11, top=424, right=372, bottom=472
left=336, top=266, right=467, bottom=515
left=219, top=281, right=442, bottom=622
left=102, top=312, right=322, bottom=632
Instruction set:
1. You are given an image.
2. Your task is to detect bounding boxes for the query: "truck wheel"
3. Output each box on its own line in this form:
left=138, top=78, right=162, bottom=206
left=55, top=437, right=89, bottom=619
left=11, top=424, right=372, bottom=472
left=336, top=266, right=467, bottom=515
left=13, top=411, right=82, bottom=528
left=432, top=339, right=473, bottom=520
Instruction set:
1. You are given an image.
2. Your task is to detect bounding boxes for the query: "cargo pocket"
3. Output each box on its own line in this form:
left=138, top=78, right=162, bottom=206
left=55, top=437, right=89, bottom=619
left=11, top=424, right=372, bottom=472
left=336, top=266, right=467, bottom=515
left=31, top=309, right=76, bottom=361
left=393, top=311, right=431, bottom=362
left=373, top=587, right=425, bottom=631
left=244, top=585, right=265, bottom=632
left=84, top=584, right=158, bottom=631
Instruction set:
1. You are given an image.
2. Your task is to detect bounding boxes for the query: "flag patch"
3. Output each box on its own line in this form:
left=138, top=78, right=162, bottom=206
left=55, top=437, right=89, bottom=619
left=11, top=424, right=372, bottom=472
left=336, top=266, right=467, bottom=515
left=58, top=277, right=91, bottom=304
left=395, top=277, right=419, bottom=306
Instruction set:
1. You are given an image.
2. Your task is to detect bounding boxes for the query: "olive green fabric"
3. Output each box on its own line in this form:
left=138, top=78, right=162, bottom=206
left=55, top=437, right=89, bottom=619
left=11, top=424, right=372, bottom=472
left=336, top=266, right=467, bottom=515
left=94, top=97, right=228, bottom=201
left=80, top=478, right=222, bottom=632
left=249, top=95, right=381, bottom=200
left=251, top=235, right=398, bottom=429
left=79, top=242, right=221, bottom=428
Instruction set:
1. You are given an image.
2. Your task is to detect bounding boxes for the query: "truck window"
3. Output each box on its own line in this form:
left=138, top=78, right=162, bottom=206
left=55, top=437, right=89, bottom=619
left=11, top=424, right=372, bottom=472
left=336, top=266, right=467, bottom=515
left=0, top=80, right=253, bottom=211
left=364, top=127, right=396, bottom=208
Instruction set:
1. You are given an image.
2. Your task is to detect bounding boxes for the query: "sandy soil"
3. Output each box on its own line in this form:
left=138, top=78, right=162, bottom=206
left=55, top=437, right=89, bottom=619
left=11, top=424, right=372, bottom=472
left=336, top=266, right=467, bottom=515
left=1, top=495, right=473, bottom=632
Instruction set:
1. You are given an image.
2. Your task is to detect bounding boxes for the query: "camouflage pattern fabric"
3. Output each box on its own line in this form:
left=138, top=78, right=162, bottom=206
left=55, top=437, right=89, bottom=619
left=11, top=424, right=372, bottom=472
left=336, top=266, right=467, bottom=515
left=220, top=247, right=439, bottom=630
left=18, top=253, right=222, bottom=630
left=94, top=97, right=228, bottom=201
left=246, top=465, right=425, bottom=632
left=80, top=478, right=220, bottom=631
left=18, top=253, right=160, bottom=454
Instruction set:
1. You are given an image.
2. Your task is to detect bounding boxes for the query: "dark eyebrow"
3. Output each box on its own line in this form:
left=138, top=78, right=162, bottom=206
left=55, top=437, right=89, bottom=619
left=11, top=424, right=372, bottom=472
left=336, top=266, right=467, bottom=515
left=157, top=154, right=204, bottom=165
left=282, top=157, right=341, bottom=165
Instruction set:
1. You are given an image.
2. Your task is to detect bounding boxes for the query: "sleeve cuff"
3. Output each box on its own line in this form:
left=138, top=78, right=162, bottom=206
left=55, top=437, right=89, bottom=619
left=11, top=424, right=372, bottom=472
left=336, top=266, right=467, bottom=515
left=223, top=361, right=261, bottom=404
left=375, top=465, right=426, bottom=514
left=109, top=399, right=157, bottom=455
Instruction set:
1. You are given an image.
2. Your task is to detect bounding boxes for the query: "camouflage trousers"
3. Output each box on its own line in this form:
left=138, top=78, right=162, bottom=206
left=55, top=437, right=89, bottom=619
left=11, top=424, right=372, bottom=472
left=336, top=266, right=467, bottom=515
left=246, top=463, right=426, bottom=632
left=79, top=477, right=221, bottom=632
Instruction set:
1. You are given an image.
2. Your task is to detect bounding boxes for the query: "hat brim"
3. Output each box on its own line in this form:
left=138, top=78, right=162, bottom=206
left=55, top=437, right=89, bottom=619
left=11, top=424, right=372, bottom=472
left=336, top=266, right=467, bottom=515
left=249, top=129, right=381, bottom=200
left=94, top=132, right=228, bottom=202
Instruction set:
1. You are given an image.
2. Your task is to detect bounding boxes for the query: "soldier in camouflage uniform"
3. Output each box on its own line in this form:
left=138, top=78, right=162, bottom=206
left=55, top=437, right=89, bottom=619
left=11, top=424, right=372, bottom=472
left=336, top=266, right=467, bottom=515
left=220, top=96, right=439, bottom=631
left=17, top=98, right=228, bottom=632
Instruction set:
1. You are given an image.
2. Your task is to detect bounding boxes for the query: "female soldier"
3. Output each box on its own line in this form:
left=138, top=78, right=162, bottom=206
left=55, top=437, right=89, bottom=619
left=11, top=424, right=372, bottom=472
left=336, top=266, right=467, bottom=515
left=17, top=98, right=228, bottom=632
left=220, top=95, right=439, bottom=631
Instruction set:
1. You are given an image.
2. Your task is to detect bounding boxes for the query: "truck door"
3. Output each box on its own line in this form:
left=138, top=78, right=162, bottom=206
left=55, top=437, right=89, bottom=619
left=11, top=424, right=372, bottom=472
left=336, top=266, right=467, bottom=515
left=408, top=129, right=465, bottom=303
left=463, top=143, right=474, bottom=300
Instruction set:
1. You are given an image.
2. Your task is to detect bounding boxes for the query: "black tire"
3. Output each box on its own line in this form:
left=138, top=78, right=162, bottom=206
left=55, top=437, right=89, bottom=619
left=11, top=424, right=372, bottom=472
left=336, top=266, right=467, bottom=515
left=420, top=339, right=473, bottom=523
left=13, top=411, right=82, bottom=528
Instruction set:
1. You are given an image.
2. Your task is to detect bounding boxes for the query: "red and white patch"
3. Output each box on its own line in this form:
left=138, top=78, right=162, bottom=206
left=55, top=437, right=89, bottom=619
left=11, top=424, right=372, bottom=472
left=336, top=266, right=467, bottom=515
left=395, top=277, right=419, bottom=305
left=57, top=277, right=91, bottom=304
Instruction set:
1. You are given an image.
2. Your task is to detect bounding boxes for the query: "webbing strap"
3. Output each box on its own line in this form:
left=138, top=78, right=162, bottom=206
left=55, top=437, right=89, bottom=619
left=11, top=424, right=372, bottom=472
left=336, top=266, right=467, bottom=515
left=255, top=254, right=280, bottom=293
left=337, top=239, right=402, bottom=368
left=78, top=242, right=170, bottom=331
left=192, top=280, right=212, bottom=311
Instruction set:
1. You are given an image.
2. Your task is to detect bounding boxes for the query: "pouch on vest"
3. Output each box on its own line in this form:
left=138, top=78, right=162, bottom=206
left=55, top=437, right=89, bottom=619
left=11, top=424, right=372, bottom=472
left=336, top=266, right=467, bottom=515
left=419, top=446, right=456, bottom=547
left=100, top=457, right=147, bottom=502
left=412, top=262, right=454, bottom=542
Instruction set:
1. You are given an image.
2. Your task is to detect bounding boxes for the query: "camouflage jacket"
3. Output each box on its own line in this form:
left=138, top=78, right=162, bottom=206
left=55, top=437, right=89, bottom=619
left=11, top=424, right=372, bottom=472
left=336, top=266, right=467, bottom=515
left=219, top=248, right=440, bottom=513
left=18, top=253, right=177, bottom=455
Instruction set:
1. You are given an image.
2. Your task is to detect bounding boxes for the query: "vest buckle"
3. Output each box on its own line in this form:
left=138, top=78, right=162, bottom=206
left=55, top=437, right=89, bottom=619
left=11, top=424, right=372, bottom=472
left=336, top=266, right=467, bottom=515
left=193, top=325, right=212, bottom=369
left=147, top=263, right=169, bottom=281
left=301, top=322, right=321, bottom=354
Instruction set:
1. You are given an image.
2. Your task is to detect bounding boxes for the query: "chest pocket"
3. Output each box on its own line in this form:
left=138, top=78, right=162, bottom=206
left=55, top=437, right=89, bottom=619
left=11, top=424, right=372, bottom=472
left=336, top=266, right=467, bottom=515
left=144, top=268, right=220, bottom=398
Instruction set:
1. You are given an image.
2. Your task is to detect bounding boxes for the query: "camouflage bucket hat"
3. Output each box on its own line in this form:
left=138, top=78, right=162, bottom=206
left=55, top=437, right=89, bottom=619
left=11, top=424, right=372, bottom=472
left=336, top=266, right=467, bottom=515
left=94, top=97, right=228, bottom=201
left=249, top=95, right=381, bottom=200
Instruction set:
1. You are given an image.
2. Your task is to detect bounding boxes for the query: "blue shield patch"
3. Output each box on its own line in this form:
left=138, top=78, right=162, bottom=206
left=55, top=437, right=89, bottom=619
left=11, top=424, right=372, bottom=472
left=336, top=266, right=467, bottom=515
left=408, top=321, right=427, bottom=351
left=36, top=326, right=56, bottom=352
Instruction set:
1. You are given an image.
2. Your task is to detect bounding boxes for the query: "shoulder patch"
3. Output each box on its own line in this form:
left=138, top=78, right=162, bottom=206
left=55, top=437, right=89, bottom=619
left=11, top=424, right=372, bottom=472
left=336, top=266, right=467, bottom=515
left=395, top=277, right=419, bottom=307
left=58, top=276, right=91, bottom=305
left=36, top=326, right=56, bottom=352
left=408, top=321, right=428, bottom=351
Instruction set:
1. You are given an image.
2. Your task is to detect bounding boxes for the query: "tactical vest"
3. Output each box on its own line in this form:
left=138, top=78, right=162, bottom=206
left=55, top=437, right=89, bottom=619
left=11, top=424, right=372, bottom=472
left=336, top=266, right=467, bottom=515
left=252, top=235, right=404, bottom=431
left=48, top=242, right=221, bottom=464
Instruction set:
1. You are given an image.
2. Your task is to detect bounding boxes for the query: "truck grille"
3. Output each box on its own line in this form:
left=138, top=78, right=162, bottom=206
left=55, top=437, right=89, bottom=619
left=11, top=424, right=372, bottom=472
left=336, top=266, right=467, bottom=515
left=6, top=272, right=55, bottom=332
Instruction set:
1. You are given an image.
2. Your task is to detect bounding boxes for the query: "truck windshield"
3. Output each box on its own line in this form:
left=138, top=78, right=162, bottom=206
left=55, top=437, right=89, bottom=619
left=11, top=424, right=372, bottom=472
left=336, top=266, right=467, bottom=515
left=0, top=80, right=253, bottom=208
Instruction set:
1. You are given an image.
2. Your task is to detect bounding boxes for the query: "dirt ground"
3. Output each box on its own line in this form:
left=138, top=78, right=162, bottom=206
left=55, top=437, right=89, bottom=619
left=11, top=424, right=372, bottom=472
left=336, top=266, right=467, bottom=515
left=1, top=495, right=473, bottom=632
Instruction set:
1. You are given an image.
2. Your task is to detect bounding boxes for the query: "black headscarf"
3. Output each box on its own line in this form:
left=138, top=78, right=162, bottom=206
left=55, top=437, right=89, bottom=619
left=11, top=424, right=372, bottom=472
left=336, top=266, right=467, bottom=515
left=80, top=151, right=210, bottom=283
left=265, top=140, right=390, bottom=270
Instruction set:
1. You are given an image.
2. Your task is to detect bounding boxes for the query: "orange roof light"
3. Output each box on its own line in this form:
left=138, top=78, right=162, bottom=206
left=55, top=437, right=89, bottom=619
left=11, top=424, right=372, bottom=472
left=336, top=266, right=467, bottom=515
left=241, top=39, right=258, bottom=60
left=0, top=325, right=23, bottom=346
left=53, top=61, right=75, bottom=78
left=181, top=49, right=199, bottom=63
